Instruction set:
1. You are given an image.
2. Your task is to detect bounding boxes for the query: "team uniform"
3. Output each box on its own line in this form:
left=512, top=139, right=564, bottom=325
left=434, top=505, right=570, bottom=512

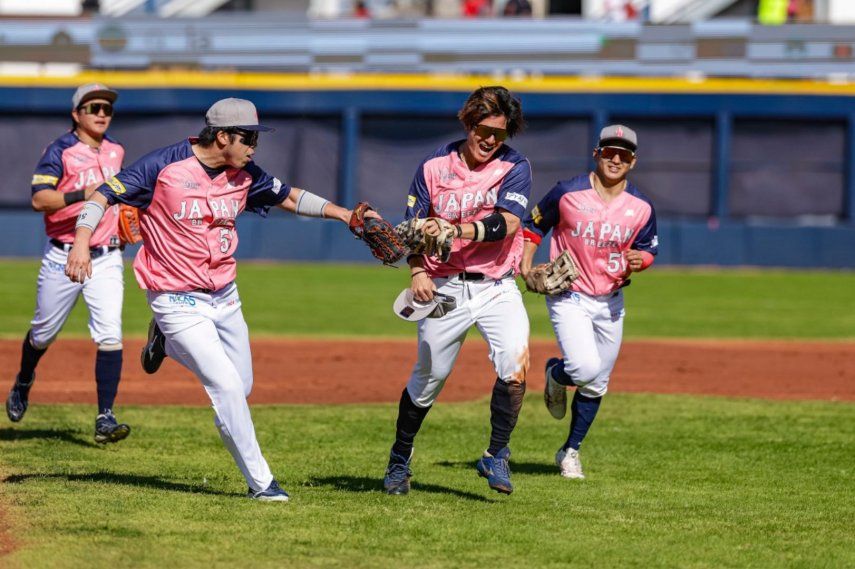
left=95, top=138, right=290, bottom=496
left=404, top=142, right=532, bottom=404
left=384, top=140, right=532, bottom=494
left=7, top=130, right=126, bottom=438
left=523, top=172, right=658, bottom=476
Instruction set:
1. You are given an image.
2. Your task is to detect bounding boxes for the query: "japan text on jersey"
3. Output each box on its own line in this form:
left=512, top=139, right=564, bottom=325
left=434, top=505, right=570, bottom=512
left=96, top=138, right=290, bottom=293
left=403, top=141, right=533, bottom=280
left=524, top=174, right=658, bottom=296
left=32, top=131, right=124, bottom=246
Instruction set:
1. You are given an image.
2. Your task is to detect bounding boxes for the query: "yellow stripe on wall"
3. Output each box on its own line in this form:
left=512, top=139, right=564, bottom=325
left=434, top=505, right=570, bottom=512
left=0, top=71, right=854, bottom=97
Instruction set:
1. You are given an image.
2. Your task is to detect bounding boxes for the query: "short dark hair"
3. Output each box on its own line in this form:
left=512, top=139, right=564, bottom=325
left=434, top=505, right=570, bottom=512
left=197, top=126, right=238, bottom=147
left=457, top=86, right=525, bottom=138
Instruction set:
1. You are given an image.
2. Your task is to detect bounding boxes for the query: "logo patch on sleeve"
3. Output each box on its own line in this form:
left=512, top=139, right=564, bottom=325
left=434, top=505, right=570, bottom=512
left=504, top=192, right=528, bottom=209
left=407, top=195, right=416, bottom=208
left=531, top=205, right=542, bottom=224
left=105, top=177, right=126, bottom=195
left=31, top=174, right=59, bottom=186
left=272, top=178, right=282, bottom=194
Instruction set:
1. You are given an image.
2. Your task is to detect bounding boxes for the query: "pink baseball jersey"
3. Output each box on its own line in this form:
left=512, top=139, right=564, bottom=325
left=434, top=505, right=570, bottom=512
left=96, top=139, right=291, bottom=292
left=32, top=132, right=124, bottom=247
left=524, top=174, right=658, bottom=296
left=405, top=141, right=532, bottom=279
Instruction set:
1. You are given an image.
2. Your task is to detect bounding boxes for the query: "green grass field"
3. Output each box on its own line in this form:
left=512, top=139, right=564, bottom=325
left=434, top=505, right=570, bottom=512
left=2, top=260, right=854, bottom=339
left=1, top=396, right=853, bottom=568
left=0, top=260, right=853, bottom=567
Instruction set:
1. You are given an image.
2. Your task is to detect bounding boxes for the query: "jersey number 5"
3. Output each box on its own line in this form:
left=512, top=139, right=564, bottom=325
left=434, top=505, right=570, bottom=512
left=218, top=228, right=233, bottom=253
left=606, top=252, right=626, bottom=274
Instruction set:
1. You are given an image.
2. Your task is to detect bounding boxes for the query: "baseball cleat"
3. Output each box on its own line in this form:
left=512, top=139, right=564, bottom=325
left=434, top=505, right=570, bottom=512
left=94, top=411, right=131, bottom=444
left=556, top=447, right=585, bottom=479
left=476, top=447, right=513, bottom=495
left=383, top=449, right=413, bottom=495
left=248, top=479, right=290, bottom=502
left=6, top=374, right=33, bottom=423
left=544, top=357, right=567, bottom=420
left=140, top=318, right=167, bottom=374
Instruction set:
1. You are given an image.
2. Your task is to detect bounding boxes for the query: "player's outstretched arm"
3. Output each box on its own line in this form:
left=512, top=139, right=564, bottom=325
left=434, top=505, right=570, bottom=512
left=31, top=183, right=102, bottom=214
left=276, top=187, right=356, bottom=223
left=65, top=191, right=110, bottom=283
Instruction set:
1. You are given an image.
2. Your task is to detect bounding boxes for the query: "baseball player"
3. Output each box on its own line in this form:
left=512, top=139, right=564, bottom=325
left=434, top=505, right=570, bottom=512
left=521, top=124, right=658, bottom=479
left=66, top=98, right=363, bottom=502
left=6, top=83, right=130, bottom=444
left=383, top=86, right=532, bottom=496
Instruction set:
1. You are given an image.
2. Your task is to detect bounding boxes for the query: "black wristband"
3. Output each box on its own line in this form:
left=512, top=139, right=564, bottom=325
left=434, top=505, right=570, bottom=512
left=454, top=224, right=463, bottom=238
left=63, top=190, right=86, bottom=206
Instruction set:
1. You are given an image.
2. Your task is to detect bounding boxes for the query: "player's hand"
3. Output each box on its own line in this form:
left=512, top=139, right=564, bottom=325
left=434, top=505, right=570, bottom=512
left=410, top=271, right=436, bottom=302
left=65, top=245, right=92, bottom=283
left=624, top=250, right=644, bottom=273
left=422, top=218, right=443, bottom=237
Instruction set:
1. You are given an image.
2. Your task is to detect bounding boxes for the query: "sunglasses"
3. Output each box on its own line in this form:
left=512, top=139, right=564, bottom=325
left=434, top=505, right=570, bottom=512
left=229, top=129, right=259, bottom=148
left=78, top=103, right=113, bottom=117
left=598, top=146, right=635, bottom=163
left=473, top=124, right=509, bottom=142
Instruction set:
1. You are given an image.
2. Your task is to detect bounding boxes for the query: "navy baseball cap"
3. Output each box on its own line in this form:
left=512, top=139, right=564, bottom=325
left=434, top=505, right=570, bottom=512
left=205, top=98, right=273, bottom=132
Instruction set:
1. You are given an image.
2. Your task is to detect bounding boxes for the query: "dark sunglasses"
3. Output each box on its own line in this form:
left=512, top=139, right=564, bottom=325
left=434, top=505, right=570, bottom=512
left=229, top=129, right=259, bottom=148
left=474, top=124, right=509, bottom=142
left=598, top=146, right=635, bottom=163
left=78, top=103, right=113, bottom=117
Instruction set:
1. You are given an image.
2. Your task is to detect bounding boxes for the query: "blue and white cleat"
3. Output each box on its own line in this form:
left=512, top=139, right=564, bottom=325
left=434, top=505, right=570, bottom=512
left=94, top=411, right=131, bottom=444
left=476, top=447, right=513, bottom=495
left=6, top=374, right=32, bottom=423
left=248, top=479, right=290, bottom=502
left=383, top=450, right=413, bottom=495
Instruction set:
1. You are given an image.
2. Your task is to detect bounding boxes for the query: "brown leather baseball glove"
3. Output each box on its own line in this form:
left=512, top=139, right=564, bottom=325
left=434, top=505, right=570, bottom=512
left=395, top=217, right=454, bottom=263
left=348, top=202, right=408, bottom=266
left=524, top=251, right=580, bottom=295
left=117, top=204, right=142, bottom=246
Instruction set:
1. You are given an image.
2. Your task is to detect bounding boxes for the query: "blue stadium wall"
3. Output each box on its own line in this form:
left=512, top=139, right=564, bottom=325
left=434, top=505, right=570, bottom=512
left=1, top=79, right=853, bottom=268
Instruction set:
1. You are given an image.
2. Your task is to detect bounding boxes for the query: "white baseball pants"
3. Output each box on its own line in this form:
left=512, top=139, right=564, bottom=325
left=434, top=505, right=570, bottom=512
left=147, top=282, right=274, bottom=493
left=406, top=275, right=530, bottom=408
left=546, top=289, right=625, bottom=398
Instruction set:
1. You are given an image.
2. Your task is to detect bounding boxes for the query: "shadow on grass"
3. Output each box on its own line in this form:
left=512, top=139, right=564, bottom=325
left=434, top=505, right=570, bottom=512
left=4, top=471, right=230, bottom=496
left=436, top=460, right=557, bottom=475
left=309, top=475, right=493, bottom=502
left=0, top=427, right=97, bottom=448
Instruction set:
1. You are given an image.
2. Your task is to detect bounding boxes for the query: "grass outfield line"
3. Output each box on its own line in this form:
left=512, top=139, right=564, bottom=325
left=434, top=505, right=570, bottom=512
left=0, top=395, right=852, bottom=568
left=2, top=260, right=854, bottom=340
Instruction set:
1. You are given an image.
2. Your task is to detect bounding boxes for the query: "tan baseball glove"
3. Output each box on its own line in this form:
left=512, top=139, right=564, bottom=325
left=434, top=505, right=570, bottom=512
left=395, top=217, right=454, bottom=262
left=524, top=251, right=580, bottom=295
left=117, top=204, right=142, bottom=245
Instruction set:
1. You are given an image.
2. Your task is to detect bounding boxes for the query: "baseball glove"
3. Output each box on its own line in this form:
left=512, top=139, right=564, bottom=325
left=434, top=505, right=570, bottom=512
left=117, top=204, right=142, bottom=245
left=348, top=202, right=408, bottom=265
left=395, top=217, right=454, bottom=263
left=524, top=251, right=580, bottom=295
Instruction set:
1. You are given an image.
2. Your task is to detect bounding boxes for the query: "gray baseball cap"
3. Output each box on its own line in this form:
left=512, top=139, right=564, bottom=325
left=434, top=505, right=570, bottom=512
left=72, top=83, right=118, bottom=109
left=598, top=124, right=637, bottom=151
left=205, top=98, right=273, bottom=132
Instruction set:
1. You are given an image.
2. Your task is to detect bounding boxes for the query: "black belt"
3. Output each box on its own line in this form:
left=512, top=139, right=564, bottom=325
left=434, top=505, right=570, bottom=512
left=455, top=270, right=513, bottom=281
left=50, top=238, right=119, bottom=259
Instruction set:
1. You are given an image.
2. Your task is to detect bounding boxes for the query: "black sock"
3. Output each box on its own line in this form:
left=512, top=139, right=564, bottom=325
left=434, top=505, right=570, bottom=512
left=487, top=378, right=526, bottom=456
left=391, top=389, right=431, bottom=457
left=95, top=349, right=123, bottom=415
left=17, top=330, right=47, bottom=394
left=564, top=391, right=603, bottom=451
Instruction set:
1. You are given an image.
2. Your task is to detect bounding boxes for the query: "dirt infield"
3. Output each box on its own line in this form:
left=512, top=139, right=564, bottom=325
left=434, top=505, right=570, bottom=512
left=1, top=338, right=852, bottom=405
